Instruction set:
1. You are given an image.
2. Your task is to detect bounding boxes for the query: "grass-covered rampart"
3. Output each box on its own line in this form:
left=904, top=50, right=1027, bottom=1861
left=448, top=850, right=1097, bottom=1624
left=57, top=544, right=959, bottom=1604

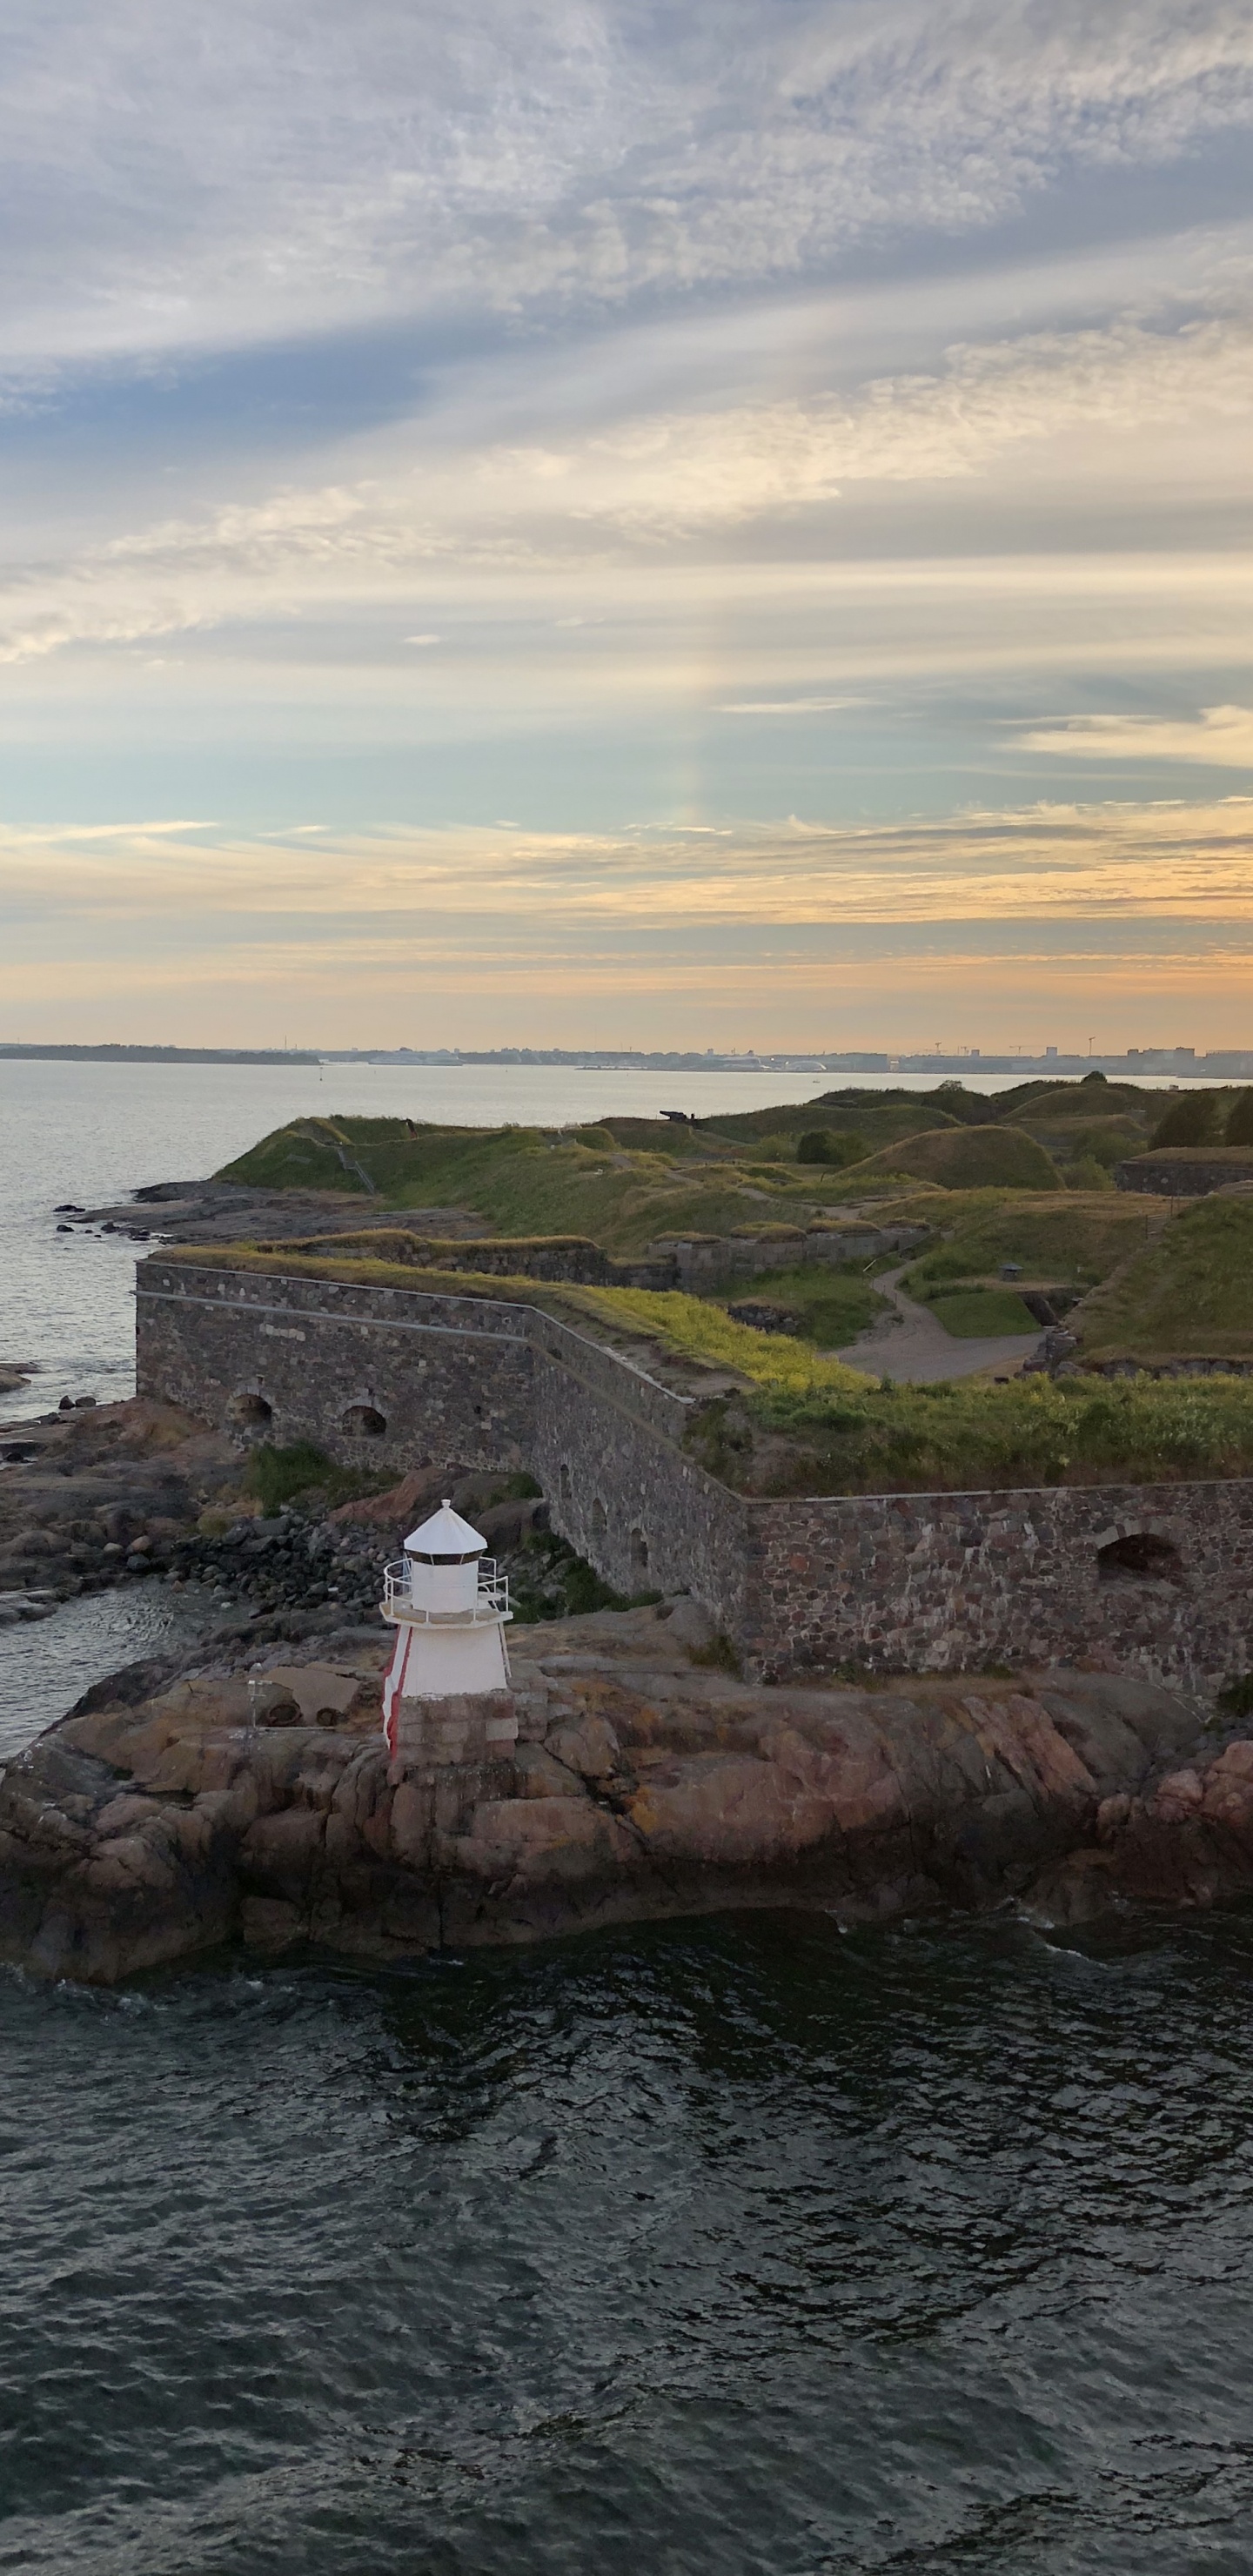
left=1076, top=1197, right=1253, bottom=1361
left=898, top=1190, right=1160, bottom=1296
left=686, top=1367, right=1253, bottom=1496
left=218, top=1114, right=896, bottom=1252
left=163, top=1243, right=1253, bottom=1493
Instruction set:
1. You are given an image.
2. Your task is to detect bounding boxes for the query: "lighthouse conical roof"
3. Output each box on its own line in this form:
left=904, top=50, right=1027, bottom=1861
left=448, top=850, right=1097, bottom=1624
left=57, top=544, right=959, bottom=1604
left=404, top=1499, right=486, bottom=1556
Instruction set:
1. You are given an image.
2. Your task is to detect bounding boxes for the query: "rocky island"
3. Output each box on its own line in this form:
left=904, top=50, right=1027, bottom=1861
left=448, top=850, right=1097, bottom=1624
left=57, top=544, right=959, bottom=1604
left=8, top=1582, right=1253, bottom=1984
left=5, top=1074, right=1253, bottom=1985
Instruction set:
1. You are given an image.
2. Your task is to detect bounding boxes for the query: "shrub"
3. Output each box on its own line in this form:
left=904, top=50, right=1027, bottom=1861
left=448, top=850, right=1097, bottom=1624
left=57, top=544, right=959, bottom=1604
left=689, top=1633, right=741, bottom=1674
left=1066, top=1156, right=1115, bottom=1192
left=242, top=1441, right=392, bottom=1515
left=244, top=1441, right=338, bottom=1513
left=1226, top=1090, right=1253, bottom=1147
left=796, top=1129, right=866, bottom=1166
left=1149, top=1093, right=1220, bottom=1150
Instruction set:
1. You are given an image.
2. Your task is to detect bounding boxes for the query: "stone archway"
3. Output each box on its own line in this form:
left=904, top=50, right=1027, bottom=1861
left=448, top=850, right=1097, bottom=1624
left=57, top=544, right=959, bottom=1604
left=342, top=1403, right=387, bottom=1439
left=1097, top=1531, right=1183, bottom=1583
left=227, top=1390, right=272, bottom=1430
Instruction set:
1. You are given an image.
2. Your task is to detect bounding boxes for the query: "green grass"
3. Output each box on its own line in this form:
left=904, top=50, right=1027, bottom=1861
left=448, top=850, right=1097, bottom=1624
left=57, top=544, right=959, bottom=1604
left=1078, top=1197, right=1253, bottom=1360
left=899, top=1190, right=1159, bottom=1296
left=847, top=1124, right=1063, bottom=1191
left=715, top=1263, right=885, bottom=1347
left=927, top=1289, right=1040, bottom=1338
left=687, top=1372, right=1253, bottom=1494
left=177, top=1240, right=1253, bottom=1494
left=696, top=1098, right=958, bottom=1150
left=1012, top=1112, right=1146, bottom=1166
left=218, top=1114, right=909, bottom=1254
left=242, top=1441, right=391, bottom=1514
left=574, top=1285, right=875, bottom=1394
left=554, top=1283, right=1253, bottom=1488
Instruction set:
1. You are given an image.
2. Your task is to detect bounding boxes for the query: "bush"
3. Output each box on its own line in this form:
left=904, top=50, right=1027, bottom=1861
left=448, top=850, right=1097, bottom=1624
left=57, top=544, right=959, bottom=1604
left=1066, top=1156, right=1115, bottom=1192
left=244, top=1441, right=338, bottom=1513
left=1149, top=1093, right=1221, bottom=1150
left=796, top=1129, right=865, bottom=1165
left=243, top=1441, right=388, bottom=1515
left=1226, top=1090, right=1253, bottom=1147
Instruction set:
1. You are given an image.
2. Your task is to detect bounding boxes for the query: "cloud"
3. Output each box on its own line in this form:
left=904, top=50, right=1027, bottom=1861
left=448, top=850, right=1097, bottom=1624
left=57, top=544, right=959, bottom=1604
left=1019, top=703, right=1253, bottom=765
left=1, top=1, right=1251, bottom=372
left=714, top=699, right=866, bottom=715
left=1, top=299, right=1250, bottom=673
left=4, top=795, right=1253, bottom=930
left=3, top=795, right=1253, bottom=1043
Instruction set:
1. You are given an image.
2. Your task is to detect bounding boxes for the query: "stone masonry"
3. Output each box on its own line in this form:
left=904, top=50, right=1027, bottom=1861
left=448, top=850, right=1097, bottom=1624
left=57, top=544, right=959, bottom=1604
left=137, top=1258, right=1253, bottom=1694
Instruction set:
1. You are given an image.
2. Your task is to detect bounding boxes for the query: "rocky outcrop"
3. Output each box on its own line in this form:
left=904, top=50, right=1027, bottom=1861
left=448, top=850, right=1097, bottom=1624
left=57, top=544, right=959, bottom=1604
left=2, top=1599, right=1245, bottom=1984
left=0, top=1397, right=242, bottom=1602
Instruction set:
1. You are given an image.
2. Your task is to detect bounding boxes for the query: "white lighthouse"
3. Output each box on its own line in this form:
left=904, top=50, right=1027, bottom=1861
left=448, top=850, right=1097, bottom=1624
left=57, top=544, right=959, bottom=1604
left=380, top=1499, right=513, bottom=1761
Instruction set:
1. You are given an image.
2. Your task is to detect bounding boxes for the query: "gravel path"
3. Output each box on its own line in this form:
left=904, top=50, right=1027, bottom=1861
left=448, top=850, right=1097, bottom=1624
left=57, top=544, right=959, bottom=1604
left=834, top=1266, right=1046, bottom=1384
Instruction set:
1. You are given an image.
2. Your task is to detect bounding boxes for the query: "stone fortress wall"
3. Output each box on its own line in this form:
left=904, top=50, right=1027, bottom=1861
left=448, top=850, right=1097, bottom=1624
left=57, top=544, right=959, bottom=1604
left=137, top=1258, right=1253, bottom=1694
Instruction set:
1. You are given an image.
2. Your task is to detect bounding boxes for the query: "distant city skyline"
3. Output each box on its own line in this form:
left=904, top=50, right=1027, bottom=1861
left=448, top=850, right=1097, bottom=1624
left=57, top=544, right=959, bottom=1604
left=3, top=1036, right=1250, bottom=1079
left=0, top=4, right=1250, bottom=1043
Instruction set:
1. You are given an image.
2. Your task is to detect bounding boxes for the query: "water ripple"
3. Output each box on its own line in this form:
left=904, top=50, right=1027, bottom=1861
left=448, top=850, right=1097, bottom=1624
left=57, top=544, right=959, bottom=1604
left=3, top=1911, right=1253, bottom=2573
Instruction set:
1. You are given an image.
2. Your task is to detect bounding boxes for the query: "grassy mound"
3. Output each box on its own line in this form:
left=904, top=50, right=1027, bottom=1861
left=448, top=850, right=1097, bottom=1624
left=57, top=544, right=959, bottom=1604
left=1078, top=1197, right=1253, bottom=1360
left=218, top=1115, right=901, bottom=1255
left=899, top=1190, right=1156, bottom=1296
left=694, top=1097, right=959, bottom=1151
left=845, top=1124, right=1062, bottom=1192
left=1010, top=1110, right=1146, bottom=1171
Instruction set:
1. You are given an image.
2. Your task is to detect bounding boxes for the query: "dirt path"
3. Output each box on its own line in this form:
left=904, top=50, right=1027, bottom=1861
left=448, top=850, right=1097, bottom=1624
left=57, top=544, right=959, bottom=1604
left=833, top=1266, right=1046, bottom=1385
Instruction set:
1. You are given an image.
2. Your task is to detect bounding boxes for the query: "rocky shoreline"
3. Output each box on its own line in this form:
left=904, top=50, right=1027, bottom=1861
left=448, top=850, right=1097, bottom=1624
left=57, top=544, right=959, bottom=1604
left=0, top=1394, right=548, bottom=1637
left=7, top=1395, right=1253, bottom=1987
left=4, top=1584, right=1253, bottom=1982
left=60, top=1177, right=483, bottom=1249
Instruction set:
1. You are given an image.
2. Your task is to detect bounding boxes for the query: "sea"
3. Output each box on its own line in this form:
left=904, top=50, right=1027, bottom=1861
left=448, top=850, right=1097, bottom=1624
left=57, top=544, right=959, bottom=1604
left=3, top=1057, right=1250, bottom=2576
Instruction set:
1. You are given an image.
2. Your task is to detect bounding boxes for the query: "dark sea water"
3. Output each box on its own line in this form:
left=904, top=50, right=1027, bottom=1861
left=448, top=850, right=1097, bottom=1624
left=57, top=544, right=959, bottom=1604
left=4, top=1060, right=1253, bottom=2573
left=3, top=1908, right=1253, bottom=2575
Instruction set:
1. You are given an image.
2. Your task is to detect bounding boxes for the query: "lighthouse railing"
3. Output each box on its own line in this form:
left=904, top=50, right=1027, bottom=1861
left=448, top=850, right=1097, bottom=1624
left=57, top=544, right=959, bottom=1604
left=382, top=1558, right=511, bottom=1624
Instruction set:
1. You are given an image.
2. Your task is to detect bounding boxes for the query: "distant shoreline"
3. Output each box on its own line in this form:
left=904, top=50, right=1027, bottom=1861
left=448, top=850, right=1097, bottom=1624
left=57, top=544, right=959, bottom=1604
left=1, top=1043, right=1250, bottom=1080
left=0, top=1044, right=320, bottom=1065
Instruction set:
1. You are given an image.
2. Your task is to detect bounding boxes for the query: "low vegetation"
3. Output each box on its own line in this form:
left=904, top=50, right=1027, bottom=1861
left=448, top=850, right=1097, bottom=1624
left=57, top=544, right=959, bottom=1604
left=1149, top=1092, right=1223, bottom=1150
left=921, top=1288, right=1039, bottom=1338
left=219, top=1114, right=900, bottom=1253
left=574, top=1285, right=874, bottom=1394
left=173, top=1238, right=1253, bottom=1495
left=848, top=1124, right=1064, bottom=1191
left=1077, top=1197, right=1253, bottom=1361
left=242, top=1441, right=391, bottom=1516
left=714, top=1262, right=885, bottom=1348
left=898, top=1190, right=1160, bottom=1297
left=684, top=1371, right=1253, bottom=1496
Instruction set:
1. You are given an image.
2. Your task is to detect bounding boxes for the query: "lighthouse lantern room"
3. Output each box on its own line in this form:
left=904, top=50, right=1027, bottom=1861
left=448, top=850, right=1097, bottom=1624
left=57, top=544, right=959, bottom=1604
left=381, top=1500, right=513, bottom=1751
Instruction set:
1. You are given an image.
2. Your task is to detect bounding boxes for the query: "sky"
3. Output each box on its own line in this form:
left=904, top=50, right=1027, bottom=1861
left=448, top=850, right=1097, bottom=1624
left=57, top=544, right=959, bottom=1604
left=1, top=0, right=1252, bottom=1051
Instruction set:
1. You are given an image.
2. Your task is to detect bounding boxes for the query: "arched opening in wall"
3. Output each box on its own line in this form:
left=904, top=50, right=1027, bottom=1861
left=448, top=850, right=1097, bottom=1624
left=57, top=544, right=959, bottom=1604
left=591, top=1497, right=607, bottom=1536
left=228, top=1392, right=272, bottom=1429
left=630, top=1527, right=649, bottom=1573
left=559, top=1464, right=573, bottom=1506
left=342, top=1404, right=386, bottom=1439
left=1098, top=1532, right=1183, bottom=1584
